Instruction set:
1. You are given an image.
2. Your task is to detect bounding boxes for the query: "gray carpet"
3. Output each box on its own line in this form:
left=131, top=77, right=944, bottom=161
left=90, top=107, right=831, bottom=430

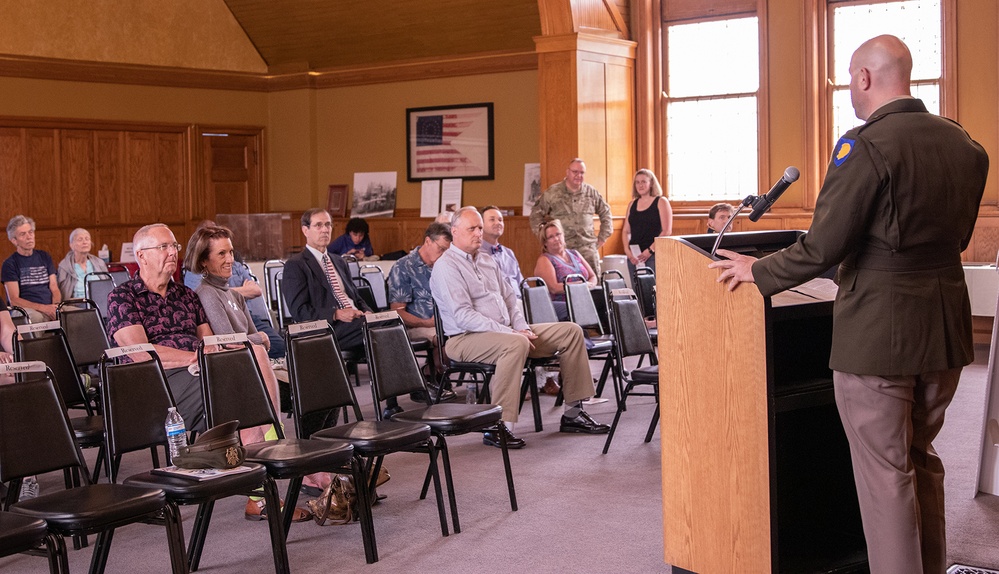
left=2, top=351, right=997, bottom=573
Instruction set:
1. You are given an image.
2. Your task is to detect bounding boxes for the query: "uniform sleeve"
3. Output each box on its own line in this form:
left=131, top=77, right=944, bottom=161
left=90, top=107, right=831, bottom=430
left=529, top=190, right=551, bottom=231
left=753, top=135, right=884, bottom=296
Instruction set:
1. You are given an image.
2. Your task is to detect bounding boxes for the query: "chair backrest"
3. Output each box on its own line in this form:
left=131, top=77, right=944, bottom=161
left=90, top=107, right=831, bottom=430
left=352, top=276, right=378, bottom=312
left=609, top=290, right=656, bottom=362
left=633, top=267, right=657, bottom=320
left=106, top=264, right=131, bottom=287
left=274, top=271, right=293, bottom=330
left=0, top=368, right=88, bottom=488
left=7, top=306, right=29, bottom=328
left=358, top=265, right=387, bottom=310
left=263, top=259, right=286, bottom=312
left=601, top=270, right=627, bottom=332
left=198, top=337, right=281, bottom=435
left=341, top=255, right=360, bottom=278
left=363, top=312, right=427, bottom=408
left=84, top=271, right=116, bottom=321
left=13, top=323, right=92, bottom=413
left=58, top=300, right=112, bottom=368
left=564, top=274, right=603, bottom=333
left=285, top=322, right=362, bottom=439
left=520, top=277, right=560, bottom=325
left=100, top=346, right=174, bottom=482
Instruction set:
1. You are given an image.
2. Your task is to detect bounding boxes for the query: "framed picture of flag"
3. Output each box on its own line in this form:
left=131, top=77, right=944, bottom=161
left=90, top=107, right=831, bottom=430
left=406, top=102, right=494, bottom=181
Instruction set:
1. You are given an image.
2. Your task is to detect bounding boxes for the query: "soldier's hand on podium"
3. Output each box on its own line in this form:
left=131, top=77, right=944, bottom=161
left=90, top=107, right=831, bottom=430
left=708, top=249, right=757, bottom=291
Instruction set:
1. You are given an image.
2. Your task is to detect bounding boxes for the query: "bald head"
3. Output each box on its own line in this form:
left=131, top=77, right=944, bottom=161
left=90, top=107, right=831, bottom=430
left=849, top=35, right=913, bottom=121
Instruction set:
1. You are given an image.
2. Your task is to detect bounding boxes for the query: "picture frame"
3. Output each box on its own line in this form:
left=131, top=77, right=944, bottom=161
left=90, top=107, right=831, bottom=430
left=406, top=102, right=494, bottom=182
left=326, top=184, right=348, bottom=218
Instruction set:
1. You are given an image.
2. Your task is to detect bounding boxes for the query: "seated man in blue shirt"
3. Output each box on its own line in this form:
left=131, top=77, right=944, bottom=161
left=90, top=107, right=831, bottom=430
left=387, top=221, right=452, bottom=371
left=2, top=215, right=61, bottom=323
left=430, top=207, right=609, bottom=449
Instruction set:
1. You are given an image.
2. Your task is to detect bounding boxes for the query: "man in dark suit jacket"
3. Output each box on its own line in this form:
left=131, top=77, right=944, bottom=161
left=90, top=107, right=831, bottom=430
left=282, top=208, right=372, bottom=351
left=710, top=36, right=989, bottom=573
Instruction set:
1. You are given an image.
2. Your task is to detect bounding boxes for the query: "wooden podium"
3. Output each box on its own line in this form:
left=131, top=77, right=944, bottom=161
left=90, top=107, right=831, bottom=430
left=656, top=232, right=868, bottom=573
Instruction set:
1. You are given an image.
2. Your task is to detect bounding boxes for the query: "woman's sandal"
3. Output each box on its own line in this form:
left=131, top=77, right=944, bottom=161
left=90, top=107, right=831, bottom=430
left=245, top=498, right=312, bottom=522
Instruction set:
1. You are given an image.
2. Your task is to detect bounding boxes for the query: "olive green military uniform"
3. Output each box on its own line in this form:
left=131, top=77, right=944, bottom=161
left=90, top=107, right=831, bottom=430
left=753, top=98, right=989, bottom=574
left=529, top=180, right=612, bottom=275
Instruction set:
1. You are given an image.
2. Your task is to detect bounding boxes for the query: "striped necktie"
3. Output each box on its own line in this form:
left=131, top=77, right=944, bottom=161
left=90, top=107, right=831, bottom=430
left=322, top=254, right=355, bottom=310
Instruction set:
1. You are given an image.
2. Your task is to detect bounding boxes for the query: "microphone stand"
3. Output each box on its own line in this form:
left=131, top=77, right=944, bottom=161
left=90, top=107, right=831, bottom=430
left=709, top=194, right=757, bottom=259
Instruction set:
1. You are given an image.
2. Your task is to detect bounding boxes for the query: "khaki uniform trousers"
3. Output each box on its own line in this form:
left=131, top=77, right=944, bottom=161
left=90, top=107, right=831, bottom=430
left=833, top=368, right=961, bottom=574
left=444, top=322, right=594, bottom=423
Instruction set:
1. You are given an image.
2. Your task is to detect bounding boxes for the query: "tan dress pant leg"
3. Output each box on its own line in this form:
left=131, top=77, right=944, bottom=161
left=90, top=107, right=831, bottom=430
left=527, top=322, right=595, bottom=404
left=833, top=368, right=961, bottom=574
left=445, top=331, right=530, bottom=423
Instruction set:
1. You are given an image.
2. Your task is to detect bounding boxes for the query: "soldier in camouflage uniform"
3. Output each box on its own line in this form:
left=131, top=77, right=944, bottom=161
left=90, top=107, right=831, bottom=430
left=529, top=159, right=613, bottom=275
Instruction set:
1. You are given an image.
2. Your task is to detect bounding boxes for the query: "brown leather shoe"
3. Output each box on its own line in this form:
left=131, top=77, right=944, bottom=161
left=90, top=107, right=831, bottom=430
left=541, top=379, right=561, bottom=396
left=245, top=497, right=312, bottom=522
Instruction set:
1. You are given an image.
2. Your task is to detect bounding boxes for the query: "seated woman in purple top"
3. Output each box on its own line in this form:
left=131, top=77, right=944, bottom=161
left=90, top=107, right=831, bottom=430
left=327, top=217, right=374, bottom=258
left=533, top=219, right=596, bottom=321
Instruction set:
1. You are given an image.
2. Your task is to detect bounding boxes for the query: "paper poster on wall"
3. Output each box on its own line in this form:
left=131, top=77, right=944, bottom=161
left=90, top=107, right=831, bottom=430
left=120, top=242, right=136, bottom=263
left=351, top=172, right=398, bottom=218
left=441, top=178, right=463, bottom=215
left=421, top=180, right=441, bottom=218
left=522, top=163, right=541, bottom=216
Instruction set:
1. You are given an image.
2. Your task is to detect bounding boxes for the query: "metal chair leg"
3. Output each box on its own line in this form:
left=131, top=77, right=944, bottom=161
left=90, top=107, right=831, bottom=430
left=260, top=477, right=290, bottom=574
left=187, top=501, right=215, bottom=571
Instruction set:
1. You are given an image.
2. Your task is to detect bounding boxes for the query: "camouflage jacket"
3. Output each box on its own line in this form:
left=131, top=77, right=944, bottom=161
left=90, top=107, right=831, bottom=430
left=529, top=180, right=612, bottom=249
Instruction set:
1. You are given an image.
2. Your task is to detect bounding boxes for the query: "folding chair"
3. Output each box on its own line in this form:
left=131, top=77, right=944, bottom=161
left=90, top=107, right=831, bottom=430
left=285, top=321, right=448, bottom=560
left=0, top=510, right=68, bottom=574
left=515, top=277, right=565, bottom=431
left=100, top=345, right=288, bottom=573
left=603, top=289, right=660, bottom=454
left=262, top=259, right=285, bottom=314
left=364, top=312, right=517, bottom=534
left=564, top=274, right=618, bottom=405
left=57, top=299, right=112, bottom=377
left=358, top=265, right=388, bottom=311
left=340, top=255, right=360, bottom=279
left=273, top=271, right=293, bottom=331
left=633, top=266, right=657, bottom=321
left=13, top=322, right=106, bottom=483
left=106, top=264, right=131, bottom=287
left=0, top=364, right=187, bottom=574
left=197, top=334, right=359, bottom=541
left=84, top=272, right=115, bottom=322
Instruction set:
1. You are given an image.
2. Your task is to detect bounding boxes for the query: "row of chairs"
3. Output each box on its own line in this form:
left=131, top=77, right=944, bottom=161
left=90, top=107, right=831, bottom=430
left=1, top=310, right=517, bottom=571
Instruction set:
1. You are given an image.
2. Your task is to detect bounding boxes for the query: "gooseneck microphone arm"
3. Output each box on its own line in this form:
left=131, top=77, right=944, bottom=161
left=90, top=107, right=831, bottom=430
left=709, top=166, right=800, bottom=259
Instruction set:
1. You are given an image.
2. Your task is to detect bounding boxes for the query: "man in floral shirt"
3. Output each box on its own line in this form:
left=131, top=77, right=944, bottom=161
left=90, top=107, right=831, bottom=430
left=107, top=223, right=209, bottom=432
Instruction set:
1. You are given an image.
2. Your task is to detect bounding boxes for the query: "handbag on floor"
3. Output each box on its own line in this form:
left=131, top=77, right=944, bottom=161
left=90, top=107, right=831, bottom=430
left=306, top=465, right=391, bottom=526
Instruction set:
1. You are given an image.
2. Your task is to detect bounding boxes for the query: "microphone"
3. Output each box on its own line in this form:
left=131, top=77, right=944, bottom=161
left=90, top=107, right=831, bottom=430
left=748, top=166, right=800, bottom=222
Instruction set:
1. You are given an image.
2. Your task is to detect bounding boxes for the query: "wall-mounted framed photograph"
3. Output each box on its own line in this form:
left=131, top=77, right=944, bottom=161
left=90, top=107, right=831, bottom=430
left=406, top=102, right=494, bottom=182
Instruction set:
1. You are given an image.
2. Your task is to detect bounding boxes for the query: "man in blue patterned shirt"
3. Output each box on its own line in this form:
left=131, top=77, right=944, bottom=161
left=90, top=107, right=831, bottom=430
left=387, top=222, right=452, bottom=367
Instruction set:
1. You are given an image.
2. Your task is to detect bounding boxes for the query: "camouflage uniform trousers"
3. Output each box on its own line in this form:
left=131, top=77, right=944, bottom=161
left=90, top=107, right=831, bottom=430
left=569, top=242, right=601, bottom=277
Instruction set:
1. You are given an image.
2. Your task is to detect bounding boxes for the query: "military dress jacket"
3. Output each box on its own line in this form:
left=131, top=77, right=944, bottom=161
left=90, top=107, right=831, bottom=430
left=753, top=98, right=989, bottom=376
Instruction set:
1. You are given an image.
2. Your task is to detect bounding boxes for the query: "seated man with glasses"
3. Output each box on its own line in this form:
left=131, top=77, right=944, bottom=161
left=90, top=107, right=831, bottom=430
left=106, top=223, right=208, bottom=432
left=387, top=222, right=454, bottom=400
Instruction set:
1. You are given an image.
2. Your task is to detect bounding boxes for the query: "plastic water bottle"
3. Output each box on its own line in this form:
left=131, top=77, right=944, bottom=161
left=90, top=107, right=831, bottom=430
left=466, top=382, right=479, bottom=404
left=165, top=407, right=188, bottom=463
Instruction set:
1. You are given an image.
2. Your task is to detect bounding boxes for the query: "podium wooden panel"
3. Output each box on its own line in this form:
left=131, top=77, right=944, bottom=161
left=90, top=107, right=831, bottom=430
left=657, top=233, right=867, bottom=573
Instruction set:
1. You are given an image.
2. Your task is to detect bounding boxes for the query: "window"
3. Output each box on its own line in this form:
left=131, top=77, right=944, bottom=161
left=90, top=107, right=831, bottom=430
left=665, top=16, right=760, bottom=202
left=829, top=0, right=942, bottom=142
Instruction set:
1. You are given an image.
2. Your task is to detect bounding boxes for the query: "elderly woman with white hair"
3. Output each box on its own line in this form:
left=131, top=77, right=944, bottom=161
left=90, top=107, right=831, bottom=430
left=57, top=227, right=108, bottom=300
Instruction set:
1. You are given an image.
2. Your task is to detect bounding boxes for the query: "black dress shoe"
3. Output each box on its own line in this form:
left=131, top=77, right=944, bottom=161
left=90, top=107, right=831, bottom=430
left=382, top=405, right=403, bottom=420
left=560, top=411, right=610, bottom=434
left=482, top=426, right=526, bottom=449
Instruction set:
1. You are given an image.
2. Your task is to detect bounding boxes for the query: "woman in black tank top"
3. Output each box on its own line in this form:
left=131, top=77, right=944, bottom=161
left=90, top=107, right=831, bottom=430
left=622, top=169, right=672, bottom=278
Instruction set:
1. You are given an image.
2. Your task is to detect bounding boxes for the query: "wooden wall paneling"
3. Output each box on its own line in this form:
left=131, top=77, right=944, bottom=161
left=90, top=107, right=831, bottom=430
left=578, top=57, right=609, bottom=199
left=126, top=132, right=157, bottom=223
left=536, top=47, right=578, bottom=188
left=95, top=131, right=126, bottom=225
left=0, top=128, right=26, bottom=220
left=155, top=132, right=187, bottom=223
left=967, top=215, right=999, bottom=263
left=25, top=129, right=60, bottom=229
left=60, top=130, right=96, bottom=226
left=606, top=58, right=636, bottom=215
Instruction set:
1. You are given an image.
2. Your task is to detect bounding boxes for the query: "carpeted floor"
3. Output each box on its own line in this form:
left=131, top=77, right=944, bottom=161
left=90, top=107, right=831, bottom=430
left=2, top=350, right=997, bottom=573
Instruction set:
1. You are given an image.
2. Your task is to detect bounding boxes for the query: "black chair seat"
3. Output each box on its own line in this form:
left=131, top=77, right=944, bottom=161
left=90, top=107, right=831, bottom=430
left=12, top=484, right=166, bottom=532
left=243, top=438, right=354, bottom=479
left=587, top=339, right=614, bottom=354
left=408, top=337, right=432, bottom=352
left=392, top=403, right=503, bottom=435
left=448, top=361, right=496, bottom=374
left=0, top=511, right=50, bottom=552
left=312, top=420, right=432, bottom=453
left=341, top=347, right=365, bottom=362
left=72, top=414, right=104, bottom=442
left=122, top=464, right=269, bottom=504
left=631, top=366, right=659, bottom=383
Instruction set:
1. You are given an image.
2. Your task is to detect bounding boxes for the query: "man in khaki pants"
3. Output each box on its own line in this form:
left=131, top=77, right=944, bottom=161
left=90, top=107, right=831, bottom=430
left=430, top=207, right=609, bottom=449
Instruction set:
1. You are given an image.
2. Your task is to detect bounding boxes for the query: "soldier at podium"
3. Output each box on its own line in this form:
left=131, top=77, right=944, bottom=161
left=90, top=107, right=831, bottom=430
left=710, top=35, right=989, bottom=574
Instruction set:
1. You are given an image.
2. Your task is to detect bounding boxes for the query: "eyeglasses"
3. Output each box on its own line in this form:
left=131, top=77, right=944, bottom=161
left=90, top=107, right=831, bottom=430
left=433, top=241, right=450, bottom=253
left=138, top=242, right=182, bottom=253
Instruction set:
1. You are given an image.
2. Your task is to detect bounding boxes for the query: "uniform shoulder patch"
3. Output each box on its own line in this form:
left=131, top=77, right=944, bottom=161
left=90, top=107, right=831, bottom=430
left=832, top=137, right=855, bottom=167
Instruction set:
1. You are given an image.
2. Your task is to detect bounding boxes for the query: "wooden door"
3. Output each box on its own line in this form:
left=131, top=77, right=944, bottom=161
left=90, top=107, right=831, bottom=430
left=201, top=129, right=263, bottom=216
